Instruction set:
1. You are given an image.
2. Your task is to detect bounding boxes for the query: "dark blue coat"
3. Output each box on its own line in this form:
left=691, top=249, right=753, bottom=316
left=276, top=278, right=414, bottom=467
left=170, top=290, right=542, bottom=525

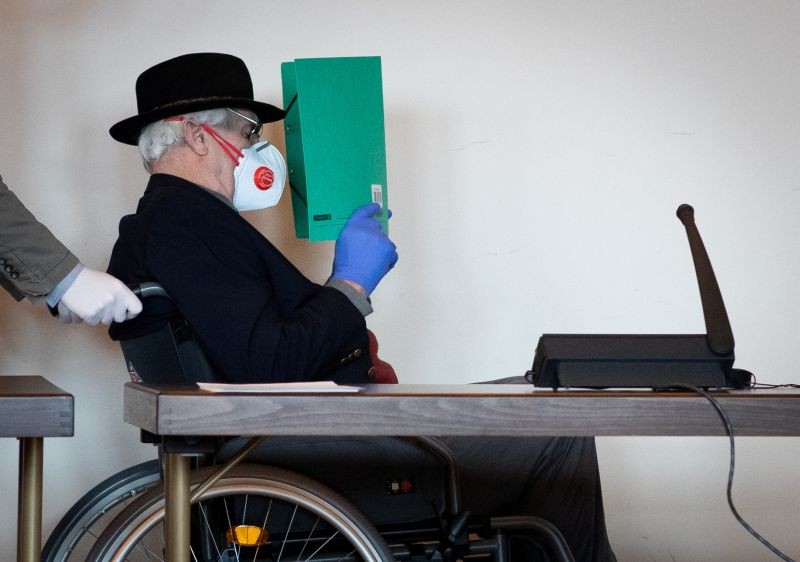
left=108, top=174, right=372, bottom=384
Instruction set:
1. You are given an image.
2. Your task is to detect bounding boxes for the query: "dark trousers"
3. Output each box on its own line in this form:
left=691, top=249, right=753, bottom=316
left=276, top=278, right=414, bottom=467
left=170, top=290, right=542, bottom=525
left=442, top=375, right=616, bottom=561
left=440, top=435, right=616, bottom=562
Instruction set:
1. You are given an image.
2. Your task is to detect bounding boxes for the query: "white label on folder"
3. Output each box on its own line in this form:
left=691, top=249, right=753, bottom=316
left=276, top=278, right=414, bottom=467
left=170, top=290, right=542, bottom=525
left=371, top=184, right=383, bottom=207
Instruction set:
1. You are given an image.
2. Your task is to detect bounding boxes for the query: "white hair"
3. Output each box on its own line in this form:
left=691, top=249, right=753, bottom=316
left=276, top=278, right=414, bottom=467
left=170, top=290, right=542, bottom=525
left=137, top=107, right=254, bottom=171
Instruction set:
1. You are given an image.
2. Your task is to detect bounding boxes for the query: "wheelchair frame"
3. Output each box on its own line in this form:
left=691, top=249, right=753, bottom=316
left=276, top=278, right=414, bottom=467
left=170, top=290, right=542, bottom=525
left=43, top=283, right=574, bottom=561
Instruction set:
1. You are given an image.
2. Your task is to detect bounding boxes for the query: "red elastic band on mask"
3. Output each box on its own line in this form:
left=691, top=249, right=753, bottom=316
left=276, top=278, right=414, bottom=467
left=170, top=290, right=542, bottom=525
left=165, top=116, right=244, bottom=164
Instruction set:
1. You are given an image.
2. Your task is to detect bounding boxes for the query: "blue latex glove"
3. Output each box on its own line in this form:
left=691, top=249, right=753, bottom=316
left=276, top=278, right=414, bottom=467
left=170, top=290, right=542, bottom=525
left=331, top=203, right=398, bottom=295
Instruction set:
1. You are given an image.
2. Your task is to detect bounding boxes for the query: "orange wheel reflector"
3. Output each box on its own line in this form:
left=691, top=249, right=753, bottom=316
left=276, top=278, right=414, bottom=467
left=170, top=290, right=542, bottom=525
left=226, top=525, right=269, bottom=546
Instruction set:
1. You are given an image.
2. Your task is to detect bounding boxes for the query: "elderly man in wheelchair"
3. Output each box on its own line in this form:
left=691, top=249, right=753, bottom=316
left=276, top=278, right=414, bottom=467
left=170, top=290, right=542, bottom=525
left=62, top=52, right=616, bottom=561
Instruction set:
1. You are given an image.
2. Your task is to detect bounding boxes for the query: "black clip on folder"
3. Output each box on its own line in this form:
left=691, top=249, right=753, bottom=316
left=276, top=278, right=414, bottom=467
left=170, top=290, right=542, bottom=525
left=527, top=204, right=753, bottom=390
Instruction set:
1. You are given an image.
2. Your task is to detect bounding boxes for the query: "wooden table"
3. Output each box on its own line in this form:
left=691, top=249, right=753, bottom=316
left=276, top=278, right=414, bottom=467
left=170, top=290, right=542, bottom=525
left=125, top=383, right=800, bottom=437
left=123, top=383, right=800, bottom=561
left=0, top=376, right=73, bottom=562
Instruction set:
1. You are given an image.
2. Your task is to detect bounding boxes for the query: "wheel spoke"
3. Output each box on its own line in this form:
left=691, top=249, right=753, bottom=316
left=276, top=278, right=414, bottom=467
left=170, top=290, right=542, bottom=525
left=276, top=503, right=298, bottom=561
left=222, top=496, right=241, bottom=560
left=303, top=529, right=339, bottom=561
left=199, top=501, right=224, bottom=559
left=295, top=515, right=320, bottom=562
left=252, top=500, right=273, bottom=562
left=129, top=538, right=165, bottom=561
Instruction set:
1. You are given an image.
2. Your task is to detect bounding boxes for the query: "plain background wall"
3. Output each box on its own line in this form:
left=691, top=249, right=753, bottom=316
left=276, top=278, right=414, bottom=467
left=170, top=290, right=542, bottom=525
left=1, top=1, right=798, bottom=559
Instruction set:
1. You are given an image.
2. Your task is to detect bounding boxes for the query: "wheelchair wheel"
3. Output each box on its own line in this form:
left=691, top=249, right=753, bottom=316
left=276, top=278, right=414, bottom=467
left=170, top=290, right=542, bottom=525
left=43, top=459, right=162, bottom=562
left=88, top=463, right=395, bottom=561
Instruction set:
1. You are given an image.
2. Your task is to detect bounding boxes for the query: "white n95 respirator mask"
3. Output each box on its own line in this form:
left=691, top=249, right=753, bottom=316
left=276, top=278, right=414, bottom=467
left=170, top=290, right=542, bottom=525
left=232, top=141, right=287, bottom=212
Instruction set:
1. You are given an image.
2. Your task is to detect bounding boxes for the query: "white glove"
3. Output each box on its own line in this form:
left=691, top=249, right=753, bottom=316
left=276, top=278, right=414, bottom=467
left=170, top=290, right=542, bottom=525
left=56, top=301, right=83, bottom=324
left=58, top=268, right=143, bottom=326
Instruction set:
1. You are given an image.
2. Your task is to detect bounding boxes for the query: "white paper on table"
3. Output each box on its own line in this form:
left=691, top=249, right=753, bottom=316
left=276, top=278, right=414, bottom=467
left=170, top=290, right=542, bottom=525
left=196, top=381, right=363, bottom=394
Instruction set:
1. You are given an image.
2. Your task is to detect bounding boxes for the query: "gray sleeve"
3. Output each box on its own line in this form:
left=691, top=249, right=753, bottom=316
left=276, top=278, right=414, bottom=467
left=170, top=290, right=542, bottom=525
left=324, top=278, right=373, bottom=317
left=0, top=175, right=80, bottom=300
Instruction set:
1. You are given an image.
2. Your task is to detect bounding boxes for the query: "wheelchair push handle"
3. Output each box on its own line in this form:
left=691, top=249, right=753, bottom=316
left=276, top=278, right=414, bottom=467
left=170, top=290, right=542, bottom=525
left=130, top=282, right=171, bottom=300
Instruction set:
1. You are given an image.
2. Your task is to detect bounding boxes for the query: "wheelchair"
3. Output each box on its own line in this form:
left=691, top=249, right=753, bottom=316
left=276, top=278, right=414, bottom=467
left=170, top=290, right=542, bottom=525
left=43, top=283, right=575, bottom=562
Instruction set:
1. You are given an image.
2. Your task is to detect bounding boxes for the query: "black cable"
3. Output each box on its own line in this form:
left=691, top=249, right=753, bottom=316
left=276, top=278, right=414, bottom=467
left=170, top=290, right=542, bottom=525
left=749, top=383, right=800, bottom=389
left=669, top=384, right=796, bottom=562
left=745, top=373, right=800, bottom=389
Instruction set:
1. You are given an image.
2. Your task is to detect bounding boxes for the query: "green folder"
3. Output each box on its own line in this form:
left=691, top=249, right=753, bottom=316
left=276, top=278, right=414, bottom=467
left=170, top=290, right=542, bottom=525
left=281, top=56, right=388, bottom=241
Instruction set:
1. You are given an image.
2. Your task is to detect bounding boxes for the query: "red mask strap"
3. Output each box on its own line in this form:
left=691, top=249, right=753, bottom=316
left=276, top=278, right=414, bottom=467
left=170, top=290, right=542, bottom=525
left=165, top=116, right=244, bottom=164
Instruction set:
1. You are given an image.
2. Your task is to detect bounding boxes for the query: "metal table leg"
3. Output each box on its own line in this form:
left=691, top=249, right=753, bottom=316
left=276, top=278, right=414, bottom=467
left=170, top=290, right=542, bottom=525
left=17, top=437, right=43, bottom=562
left=164, top=452, right=191, bottom=562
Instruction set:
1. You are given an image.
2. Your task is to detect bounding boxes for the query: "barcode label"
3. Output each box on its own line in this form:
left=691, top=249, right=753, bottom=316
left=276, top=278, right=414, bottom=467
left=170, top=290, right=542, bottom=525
left=371, top=184, right=383, bottom=207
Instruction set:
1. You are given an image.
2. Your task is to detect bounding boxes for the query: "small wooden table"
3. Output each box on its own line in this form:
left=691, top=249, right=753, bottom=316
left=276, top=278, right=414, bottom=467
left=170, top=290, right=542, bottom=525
left=124, top=383, right=800, bottom=561
left=0, top=376, right=74, bottom=562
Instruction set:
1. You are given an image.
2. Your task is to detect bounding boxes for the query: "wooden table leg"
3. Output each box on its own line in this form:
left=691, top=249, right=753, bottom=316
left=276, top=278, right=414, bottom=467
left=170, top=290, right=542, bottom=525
left=164, top=452, right=191, bottom=562
left=17, top=437, right=42, bottom=562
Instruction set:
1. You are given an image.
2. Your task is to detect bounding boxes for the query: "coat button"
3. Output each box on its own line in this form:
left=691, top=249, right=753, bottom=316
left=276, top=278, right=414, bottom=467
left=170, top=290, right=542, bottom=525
left=4, top=264, right=12, bottom=273
left=10, top=271, right=18, bottom=279
left=0, top=258, right=5, bottom=265
left=367, top=367, right=376, bottom=380
left=353, top=348, right=363, bottom=358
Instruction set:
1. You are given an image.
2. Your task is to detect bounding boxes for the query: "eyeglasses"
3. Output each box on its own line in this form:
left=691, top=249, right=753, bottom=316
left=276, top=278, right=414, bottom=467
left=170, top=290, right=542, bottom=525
left=227, top=108, right=263, bottom=143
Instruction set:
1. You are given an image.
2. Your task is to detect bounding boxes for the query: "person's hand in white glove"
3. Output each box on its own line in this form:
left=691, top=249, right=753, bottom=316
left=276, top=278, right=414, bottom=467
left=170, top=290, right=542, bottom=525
left=58, top=268, right=143, bottom=325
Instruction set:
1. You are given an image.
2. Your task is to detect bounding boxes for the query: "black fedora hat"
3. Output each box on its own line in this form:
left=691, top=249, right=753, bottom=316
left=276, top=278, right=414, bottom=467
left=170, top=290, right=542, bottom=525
left=109, top=52, right=285, bottom=145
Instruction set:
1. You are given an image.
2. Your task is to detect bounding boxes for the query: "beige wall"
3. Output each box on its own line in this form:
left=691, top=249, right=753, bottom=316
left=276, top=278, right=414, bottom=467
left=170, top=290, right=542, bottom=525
left=1, top=1, right=798, bottom=559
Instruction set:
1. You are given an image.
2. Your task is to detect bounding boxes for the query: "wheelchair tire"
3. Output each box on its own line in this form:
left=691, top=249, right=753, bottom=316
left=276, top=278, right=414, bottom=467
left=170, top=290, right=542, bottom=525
left=42, top=459, right=162, bottom=562
left=87, top=463, right=395, bottom=561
